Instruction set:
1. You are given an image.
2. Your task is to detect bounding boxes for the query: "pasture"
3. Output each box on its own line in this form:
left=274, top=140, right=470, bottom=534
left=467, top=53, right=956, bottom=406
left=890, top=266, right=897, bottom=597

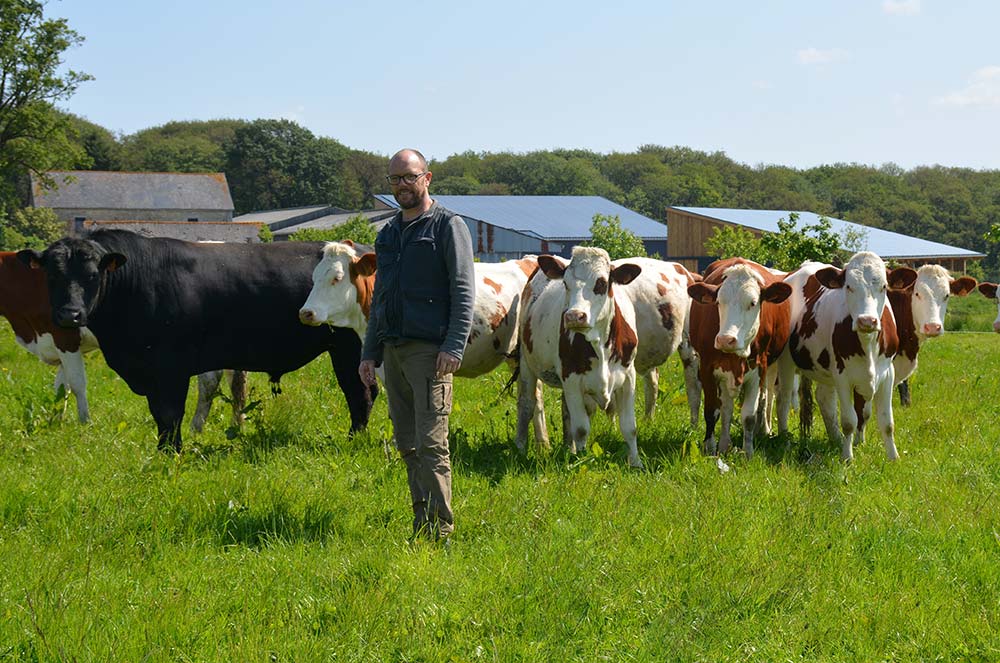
left=1, top=293, right=1000, bottom=661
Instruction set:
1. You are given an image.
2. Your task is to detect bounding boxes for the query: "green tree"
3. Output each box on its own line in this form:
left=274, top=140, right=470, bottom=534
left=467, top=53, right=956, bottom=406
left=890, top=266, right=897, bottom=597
left=0, top=205, right=62, bottom=249
left=704, top=225, right=767, bottom=264
left=0, top=0, right=92, bottom=205
left=121, top=119, right=245, bottom=173
left=289, top=214, right=377, bottom=245
left=584, top=213, right=646, bottom=260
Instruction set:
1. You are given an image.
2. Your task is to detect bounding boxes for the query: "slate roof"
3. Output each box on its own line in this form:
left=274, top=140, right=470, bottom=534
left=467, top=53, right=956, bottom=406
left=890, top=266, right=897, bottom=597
left=372, top=194, right=666, bottom=240
left=32, top=171, right=234, bottom=211
left=272, top=209, right=396, bottom=238
left=672, top=207, right=985, bottom=259
left=233, top=205, right=330, bottom=224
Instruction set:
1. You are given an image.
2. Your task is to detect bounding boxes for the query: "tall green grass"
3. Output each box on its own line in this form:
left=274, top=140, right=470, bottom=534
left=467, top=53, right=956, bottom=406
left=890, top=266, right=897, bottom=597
left=1, top=324, right=999, bottom=661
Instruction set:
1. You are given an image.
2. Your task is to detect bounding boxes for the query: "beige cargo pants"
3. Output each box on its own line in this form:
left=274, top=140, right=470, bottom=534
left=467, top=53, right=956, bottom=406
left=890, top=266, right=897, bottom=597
left=383, top=339, right=454, bottom=539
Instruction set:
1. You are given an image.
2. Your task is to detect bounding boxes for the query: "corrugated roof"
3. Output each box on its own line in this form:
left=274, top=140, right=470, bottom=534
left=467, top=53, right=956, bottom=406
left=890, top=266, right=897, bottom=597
left=33, top=171, right=234, bottom=211
left=673, top=207, right=985, bottom=259
left=373, top=194, right=666, bottom=240
left=272, top=210, right=396, bottom=237
left=233, top=205, right=329, bottom=224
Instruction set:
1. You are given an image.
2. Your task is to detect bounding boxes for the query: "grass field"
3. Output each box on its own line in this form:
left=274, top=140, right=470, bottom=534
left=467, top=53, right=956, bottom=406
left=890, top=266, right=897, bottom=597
left=1, top=298, right=1000, bottom=661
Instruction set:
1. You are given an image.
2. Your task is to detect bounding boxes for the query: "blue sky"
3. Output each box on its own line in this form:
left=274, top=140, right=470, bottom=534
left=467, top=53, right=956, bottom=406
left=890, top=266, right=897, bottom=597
left=54, top=1, right=1000, bottom=170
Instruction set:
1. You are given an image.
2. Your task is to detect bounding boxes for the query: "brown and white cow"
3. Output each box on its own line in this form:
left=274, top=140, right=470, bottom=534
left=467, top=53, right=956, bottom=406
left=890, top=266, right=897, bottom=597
left=611, top=257, right=702, bottom=422
left=777, top=253, right=917, bottom=462
left=687, top=258, right=792, bottom=459
left=978, top=281, right=1000, bottom=331
left=0, top=251, right=98, bottom=422
left=889, top=265, right=976, bottom=400
left=516, top=247, right=644, bottom=467
left=299, top=241, right=537, bottom=378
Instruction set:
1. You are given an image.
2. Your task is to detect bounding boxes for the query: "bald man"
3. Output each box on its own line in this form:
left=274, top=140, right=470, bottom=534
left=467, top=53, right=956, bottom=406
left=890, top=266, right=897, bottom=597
left=360, top=148, right=475, bottom=543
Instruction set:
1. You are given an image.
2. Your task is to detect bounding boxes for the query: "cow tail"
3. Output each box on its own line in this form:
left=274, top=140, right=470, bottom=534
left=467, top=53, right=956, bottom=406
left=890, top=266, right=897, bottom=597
left=798, top=375, right=813, bottom=439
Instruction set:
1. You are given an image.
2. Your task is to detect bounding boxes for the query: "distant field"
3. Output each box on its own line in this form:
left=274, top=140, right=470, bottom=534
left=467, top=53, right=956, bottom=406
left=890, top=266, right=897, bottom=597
left=1, top=321, right=1000, bottom=661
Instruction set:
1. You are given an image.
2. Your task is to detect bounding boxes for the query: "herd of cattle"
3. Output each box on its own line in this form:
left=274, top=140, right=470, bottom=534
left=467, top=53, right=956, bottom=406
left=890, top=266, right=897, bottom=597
left=2, top=228, right=995, bottom=465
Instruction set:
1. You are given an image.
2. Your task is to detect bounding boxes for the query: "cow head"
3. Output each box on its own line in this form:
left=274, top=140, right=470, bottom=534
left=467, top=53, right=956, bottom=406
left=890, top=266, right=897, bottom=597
left=299, top=242, right=376, bottom=337
left=906, top=265, right=976, bottom=339
left=688, top=264, right=792, bottom=357
left=17, top=238, right=125, bottom=328
left=537, top=247, right=640, bottom=342
left=978, top=282, right=1000, bottom=332
left=813, top=252, right=916, bottom=335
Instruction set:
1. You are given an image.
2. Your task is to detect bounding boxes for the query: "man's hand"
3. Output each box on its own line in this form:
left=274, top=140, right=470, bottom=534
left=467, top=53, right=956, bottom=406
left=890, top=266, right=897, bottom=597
left=435, top=352, right=460, bottom=379
left=359, top=359, right=378, bottom=387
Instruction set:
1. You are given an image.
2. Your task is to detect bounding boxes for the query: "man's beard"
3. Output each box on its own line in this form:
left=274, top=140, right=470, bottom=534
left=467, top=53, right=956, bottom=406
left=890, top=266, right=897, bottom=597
left=394, top=189, right=421, bottom=209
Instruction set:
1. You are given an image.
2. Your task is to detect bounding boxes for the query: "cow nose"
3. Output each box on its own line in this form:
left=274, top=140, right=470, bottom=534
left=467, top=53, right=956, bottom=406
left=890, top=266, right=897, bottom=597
left=299, top=308, right=317, bottom=325
left=922, top=322, right=942, bottom=336
left=715, top=334, right=738, bottom=351
left=56, top=309, right=85, bottom=328
left=563, top=310, right=588, bottom=328
left=856, top=315, right=879, bottom=332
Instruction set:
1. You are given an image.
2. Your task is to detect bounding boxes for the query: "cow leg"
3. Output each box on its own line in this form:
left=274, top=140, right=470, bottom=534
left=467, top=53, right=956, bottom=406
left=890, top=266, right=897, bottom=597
left=775, top=351, right=797, bottom=435
left=328, top=346, right=375, bottom=434
left=853, top=390, right=871, bottom=448
left=642, top=368, right=658, bottom=419
left=148, top=380, right=189, bottom=453
left=229, top=370, right=248, bottom=429
left=515, top=367, right=547, bottom=452
left=701, top=367, right=721, bottom=456
left=718, top=371, right=738, bottom=455
left=190, top=370, right=222, bottom=433
left=835, top=383, right=859, bottom=462
left=814, top=382, right=843, bottom=447
left=564, top=389, right=591, bottom=456
left=561, top=395, right=572, bottom=449
left=616, top=371, right=642, bottom=468
left=56, top=350, right=89, bottom=424
left=874, top=373, right=899, bottom=461
left=740, top=368, right=761, bottom=459
left=679, top=340, right=701, bottom=427
left=897, top=379, right=911, bottom=407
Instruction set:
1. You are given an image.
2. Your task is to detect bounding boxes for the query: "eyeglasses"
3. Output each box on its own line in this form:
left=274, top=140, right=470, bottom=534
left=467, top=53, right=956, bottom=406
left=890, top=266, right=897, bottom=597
left=386, top=172, right=427, bottom=185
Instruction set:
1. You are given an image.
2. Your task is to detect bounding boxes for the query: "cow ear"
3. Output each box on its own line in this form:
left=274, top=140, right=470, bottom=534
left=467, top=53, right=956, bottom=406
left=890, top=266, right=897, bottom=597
left=887, top=267, right=918, bottom=290
left=687, top=282, right=719, bottom=305
left=538, top=255, right=567, bottom=280
left=610, top=263, right=641, bottom=285
left=340, top=239, right=355, bottom=248
left=814, top=267, right=844, bottom=289
left=950, top=276, right=977, bottom=296
left=762, top=281, right=792, bottom=304
left=99, top=252, right=126, bottom=272
left=354, top=252, right=377, bottom=277
left=16, top=249, right=44, bottom=269
left=978, top=282, right=998, bottom=300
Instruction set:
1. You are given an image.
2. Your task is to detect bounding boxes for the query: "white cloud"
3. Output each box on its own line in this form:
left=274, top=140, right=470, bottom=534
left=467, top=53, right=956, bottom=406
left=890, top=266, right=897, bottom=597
left=883, top=0, right=921, bottom=16
left=936, top=66, right=1000, bottom=107
left=797, top=48, right=849, bottom=65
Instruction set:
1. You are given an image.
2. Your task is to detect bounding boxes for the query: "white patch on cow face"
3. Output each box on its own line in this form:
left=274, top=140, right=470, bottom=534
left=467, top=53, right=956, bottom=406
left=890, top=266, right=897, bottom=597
left=560, top=247, right=613, bottom=342
left=910, top=265, right=951, bottom=338
left=843, top=252, right=888, bottom=334
left=299, top=243, right=360, bottom=329
left=714, top=265, right=765, bottom=357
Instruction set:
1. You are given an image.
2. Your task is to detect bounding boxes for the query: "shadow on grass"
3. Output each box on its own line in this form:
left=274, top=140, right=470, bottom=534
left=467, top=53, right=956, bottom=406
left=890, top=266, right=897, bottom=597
left=204, top=498, right=345, bottom=548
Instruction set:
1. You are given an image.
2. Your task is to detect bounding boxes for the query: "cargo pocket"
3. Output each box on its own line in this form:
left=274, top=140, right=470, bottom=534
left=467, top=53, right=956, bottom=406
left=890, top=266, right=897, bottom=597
left=426, top=378, right=453, bottom=415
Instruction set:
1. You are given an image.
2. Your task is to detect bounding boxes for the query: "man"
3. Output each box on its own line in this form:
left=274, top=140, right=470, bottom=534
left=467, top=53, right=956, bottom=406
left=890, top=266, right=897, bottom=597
left=359, top=148, right=475, bottom=542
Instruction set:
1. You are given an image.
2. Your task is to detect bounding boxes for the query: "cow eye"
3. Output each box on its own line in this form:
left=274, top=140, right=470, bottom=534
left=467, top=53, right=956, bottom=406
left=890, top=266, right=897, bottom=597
left=846, top=285, right=854, bottom=293
left=748, top=300, right=758, bottom=309
left=914, top=292, right=921, bottom=299
left=330, top=276, right=342, bottom=285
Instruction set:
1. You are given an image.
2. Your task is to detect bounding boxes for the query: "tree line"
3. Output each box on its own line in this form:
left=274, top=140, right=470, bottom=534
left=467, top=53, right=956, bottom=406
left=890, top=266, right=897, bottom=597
left=2, top=1, right=999, bottom=275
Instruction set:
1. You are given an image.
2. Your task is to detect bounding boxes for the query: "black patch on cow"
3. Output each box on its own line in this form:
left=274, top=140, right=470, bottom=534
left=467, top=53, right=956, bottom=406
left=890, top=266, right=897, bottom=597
left=817, top=348, right=830, bottom=370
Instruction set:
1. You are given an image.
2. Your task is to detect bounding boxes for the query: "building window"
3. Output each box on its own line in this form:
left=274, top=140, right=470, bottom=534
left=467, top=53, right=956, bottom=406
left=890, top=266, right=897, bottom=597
left=188, top=217, right=199, bottom=222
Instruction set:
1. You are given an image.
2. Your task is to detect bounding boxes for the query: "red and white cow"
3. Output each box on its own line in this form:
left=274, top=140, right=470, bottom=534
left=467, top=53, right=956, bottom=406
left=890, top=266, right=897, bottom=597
left=687, top=258, right=792, bottom=458
left=298, top=241, right=538, bottom=379
left=611, top=257, right=701, bottom=422
left=889, top=265, right=976, bottom=392
left=778, top=253, right=917, bottom=462
left=0, top=251, right=98, bottom=422
left=977, top=281, right=1000, bottom=331
left=516, top=247, right=644, bottom=467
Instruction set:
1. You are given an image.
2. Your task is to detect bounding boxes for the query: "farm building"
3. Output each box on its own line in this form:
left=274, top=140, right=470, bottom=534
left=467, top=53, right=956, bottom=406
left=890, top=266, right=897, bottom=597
left=31, top=171, right=262, bottom=242
left=372, top=194, right=666, bottom=261
left=233, top=206, right=397, bottom=241
left=666, top=206, right=986, bottom=273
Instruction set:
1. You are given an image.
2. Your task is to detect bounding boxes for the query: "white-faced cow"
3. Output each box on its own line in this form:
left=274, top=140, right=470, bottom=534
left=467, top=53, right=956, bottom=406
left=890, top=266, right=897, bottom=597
left=687, top=258, right=792, bottom=459
left=298, top=241, right=538, bottom=379
left=978, top=281, right=1000, bottom=331
left=0, top=251, right=99, bottom=422
left=778, top=253, right=917, bottom=462
left=611, top=257, right=702, bottom=423
left=889, top=265, right=976, bottom=404
left=19, top=229, right=376, bottom=452
left=516, top=247, right=643, bottom=467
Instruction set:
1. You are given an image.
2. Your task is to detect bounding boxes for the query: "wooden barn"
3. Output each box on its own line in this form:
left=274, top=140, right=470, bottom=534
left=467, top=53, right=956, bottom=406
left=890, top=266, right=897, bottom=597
left=666, top=206, right=985, bottom=273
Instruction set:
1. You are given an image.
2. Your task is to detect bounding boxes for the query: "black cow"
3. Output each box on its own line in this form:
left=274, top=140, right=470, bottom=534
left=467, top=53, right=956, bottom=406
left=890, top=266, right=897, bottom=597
left=19, top=229, right=377, bottom=452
